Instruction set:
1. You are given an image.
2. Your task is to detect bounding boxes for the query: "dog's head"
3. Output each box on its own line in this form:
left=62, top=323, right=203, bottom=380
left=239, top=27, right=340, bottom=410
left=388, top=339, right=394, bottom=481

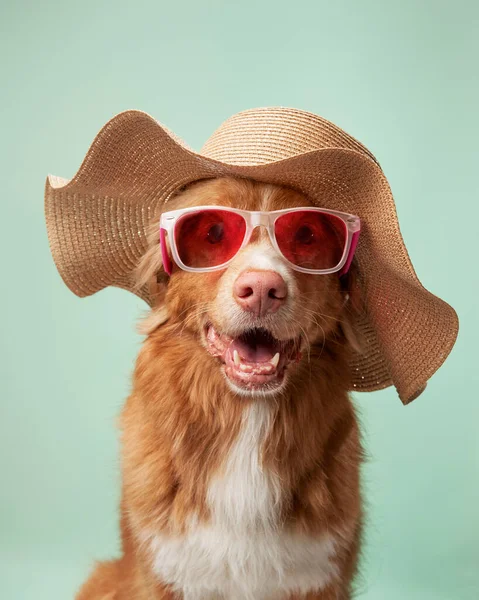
left=136, top=177, right=360, bottom=397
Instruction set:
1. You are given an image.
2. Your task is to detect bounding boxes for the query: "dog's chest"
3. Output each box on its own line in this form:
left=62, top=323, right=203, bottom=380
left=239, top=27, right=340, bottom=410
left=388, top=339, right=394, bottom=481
left=148, top=403, right=339, bottom=599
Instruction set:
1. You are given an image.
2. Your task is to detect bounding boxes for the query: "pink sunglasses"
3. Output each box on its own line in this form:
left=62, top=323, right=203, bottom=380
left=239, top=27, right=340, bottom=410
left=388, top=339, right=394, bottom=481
left=160, top=206, right=361, bottom=276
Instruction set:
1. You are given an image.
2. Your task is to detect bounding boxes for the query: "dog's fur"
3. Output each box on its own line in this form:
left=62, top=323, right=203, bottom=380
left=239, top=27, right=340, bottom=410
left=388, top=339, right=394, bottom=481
left=76, top=178, right=363, bottom=600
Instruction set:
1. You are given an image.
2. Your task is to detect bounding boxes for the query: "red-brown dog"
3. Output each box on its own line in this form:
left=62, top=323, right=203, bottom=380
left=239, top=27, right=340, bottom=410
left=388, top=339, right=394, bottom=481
left=77, top=177, right=363, bottom=600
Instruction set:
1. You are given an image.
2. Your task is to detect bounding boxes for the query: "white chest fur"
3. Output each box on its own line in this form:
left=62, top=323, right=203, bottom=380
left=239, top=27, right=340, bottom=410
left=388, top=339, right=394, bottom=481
left=146, top=403, right=340, bottom=599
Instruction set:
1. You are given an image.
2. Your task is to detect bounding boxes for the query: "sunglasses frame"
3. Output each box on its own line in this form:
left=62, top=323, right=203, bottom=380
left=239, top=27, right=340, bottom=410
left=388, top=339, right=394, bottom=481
left=159, top=206, right=361, bottom=276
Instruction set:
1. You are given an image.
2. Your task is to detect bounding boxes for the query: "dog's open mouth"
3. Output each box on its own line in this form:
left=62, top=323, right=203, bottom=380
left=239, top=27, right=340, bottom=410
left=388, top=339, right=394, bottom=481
left=205, top=324, right=301, bottom=392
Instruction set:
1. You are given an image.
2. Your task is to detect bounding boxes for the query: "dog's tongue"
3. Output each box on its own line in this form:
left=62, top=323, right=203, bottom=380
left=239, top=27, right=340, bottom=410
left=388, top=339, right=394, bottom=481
left=232, top=330, right=277, bottom=363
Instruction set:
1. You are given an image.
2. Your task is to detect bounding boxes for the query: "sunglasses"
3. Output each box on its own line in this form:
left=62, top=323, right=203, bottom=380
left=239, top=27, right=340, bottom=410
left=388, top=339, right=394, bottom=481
left=159, top=206, right=361, bottom=276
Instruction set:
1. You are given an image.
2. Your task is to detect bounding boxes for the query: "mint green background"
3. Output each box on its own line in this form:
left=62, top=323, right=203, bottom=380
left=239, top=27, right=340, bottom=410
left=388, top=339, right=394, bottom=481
left=1, top=1, right=478, bottom=598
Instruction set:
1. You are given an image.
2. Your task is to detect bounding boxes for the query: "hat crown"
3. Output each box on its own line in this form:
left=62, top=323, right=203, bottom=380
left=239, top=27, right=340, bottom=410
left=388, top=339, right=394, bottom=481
left=201, top=107, right=378, bottom=166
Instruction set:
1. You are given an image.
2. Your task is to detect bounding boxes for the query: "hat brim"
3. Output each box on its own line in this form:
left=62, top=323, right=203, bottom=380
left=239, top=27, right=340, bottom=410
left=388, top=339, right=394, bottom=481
left=45, top=110, right=458, bottom=403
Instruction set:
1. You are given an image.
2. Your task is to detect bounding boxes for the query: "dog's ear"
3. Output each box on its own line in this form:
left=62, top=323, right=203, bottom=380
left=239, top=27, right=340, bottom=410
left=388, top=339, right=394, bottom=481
left=339, top=262, right=364, bottom=354
left=135, top=223, right=171, bottom=335
left=137, top=271, right=170, bottom=335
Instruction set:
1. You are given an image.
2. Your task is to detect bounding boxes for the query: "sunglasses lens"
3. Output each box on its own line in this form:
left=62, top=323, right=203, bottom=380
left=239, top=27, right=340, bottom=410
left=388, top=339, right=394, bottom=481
left=175, top=209, right=246, bottom=269
left=274, top=210, right=347, bottom=270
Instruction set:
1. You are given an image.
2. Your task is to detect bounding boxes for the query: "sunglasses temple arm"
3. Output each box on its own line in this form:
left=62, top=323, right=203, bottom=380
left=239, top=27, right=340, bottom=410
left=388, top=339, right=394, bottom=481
left=160, top=228, right=172, bottom=276
left=339, top=230, right=360, bottom=276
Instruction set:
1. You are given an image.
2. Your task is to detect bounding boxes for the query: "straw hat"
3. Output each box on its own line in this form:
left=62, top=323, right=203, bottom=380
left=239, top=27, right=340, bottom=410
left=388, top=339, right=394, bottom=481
left=44, top=107, right=458, bottom=404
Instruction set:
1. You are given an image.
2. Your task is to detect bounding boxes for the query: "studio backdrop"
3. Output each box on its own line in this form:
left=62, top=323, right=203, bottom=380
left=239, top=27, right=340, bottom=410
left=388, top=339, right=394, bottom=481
left=1, top=1, right=477, bottom=599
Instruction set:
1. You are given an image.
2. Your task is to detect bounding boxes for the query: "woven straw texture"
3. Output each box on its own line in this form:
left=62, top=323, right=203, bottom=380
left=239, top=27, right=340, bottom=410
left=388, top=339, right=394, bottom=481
left=44, top=107, right=458, bottom=404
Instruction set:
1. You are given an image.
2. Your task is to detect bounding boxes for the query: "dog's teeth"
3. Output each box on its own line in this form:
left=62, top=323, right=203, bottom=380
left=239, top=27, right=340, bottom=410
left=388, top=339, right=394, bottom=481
left=271, top=352, right=280, bottom=368
left=233, top=350, right=241, bottom=366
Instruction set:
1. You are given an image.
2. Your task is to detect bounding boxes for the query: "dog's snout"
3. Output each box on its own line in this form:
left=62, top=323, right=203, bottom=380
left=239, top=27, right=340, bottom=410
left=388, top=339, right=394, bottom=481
left=233, top=270, right=287, bottom=317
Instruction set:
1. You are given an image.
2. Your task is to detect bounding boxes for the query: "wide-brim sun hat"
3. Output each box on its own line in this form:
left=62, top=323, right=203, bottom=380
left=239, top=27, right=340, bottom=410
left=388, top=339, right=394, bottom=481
left=44, top=107, right=458, bottom=404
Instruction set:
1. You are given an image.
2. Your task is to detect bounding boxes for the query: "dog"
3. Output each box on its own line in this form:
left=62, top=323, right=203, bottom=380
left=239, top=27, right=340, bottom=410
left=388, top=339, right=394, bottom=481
left=76, top=176, right=363, bottom=600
